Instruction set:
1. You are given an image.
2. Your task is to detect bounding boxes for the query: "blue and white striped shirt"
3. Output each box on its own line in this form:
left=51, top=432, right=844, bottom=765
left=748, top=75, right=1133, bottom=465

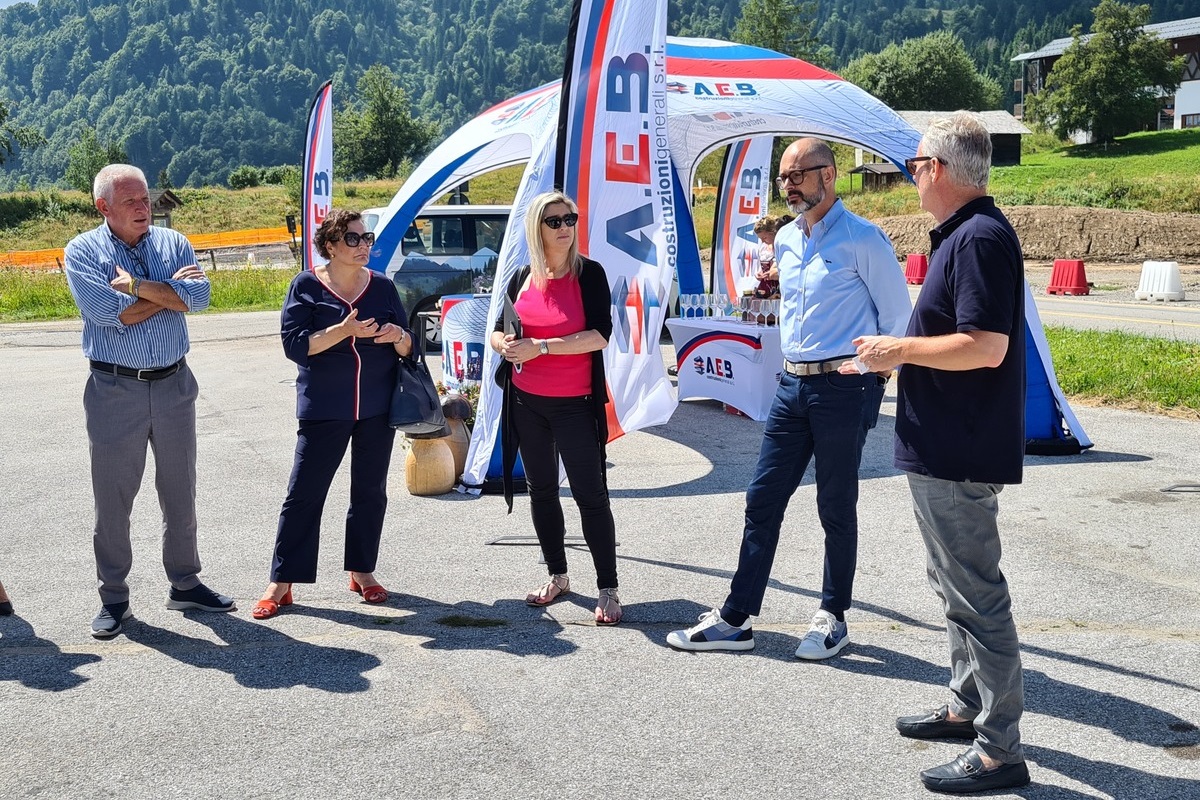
left=64, top=223, right=210, bottom=369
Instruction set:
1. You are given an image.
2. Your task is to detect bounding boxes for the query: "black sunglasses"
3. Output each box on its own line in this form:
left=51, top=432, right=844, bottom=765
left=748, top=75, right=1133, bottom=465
left=341, top=231, right=376, bottom=247
left=542, top=213, right=579, bottom=230
left=775, top=165, right=831, bottom=188
left=904, top=156, right=938, bottom=175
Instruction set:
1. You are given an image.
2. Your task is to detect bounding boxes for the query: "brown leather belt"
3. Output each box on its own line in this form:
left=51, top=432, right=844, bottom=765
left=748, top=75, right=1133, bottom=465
left=783, top=357, right=853, bottom=376
left=90, top=359, right=183, bottom=381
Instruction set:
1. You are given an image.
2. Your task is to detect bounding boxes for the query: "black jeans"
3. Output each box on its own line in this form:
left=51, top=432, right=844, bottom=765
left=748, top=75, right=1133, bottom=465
left=512, top=387, right=617, bottom=589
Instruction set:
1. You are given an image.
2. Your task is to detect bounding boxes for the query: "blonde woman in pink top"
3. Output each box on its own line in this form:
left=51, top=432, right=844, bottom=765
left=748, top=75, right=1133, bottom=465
left=490, top=191, right=621, bottom=625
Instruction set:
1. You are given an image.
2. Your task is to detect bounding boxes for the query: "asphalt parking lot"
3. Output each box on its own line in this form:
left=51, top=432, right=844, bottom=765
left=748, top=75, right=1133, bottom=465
left=1, top=311, right=1197, bottom=799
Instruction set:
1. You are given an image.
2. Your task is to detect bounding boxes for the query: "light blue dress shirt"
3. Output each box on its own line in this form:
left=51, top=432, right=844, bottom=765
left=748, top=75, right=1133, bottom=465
left=775, top=199, right=912, bottom=362
left=64, top=223, right=210, bottom=369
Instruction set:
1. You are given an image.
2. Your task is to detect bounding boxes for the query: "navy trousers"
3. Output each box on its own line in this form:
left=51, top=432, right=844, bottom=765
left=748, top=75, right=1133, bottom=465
left=270, top=414, right=396, bottom=583
left=724, top=370, right=885, bottom=617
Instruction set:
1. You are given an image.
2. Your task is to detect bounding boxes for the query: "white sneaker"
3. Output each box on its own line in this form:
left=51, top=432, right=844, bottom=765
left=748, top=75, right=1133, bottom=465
left=795, top=609, right=849, bottom=660
left=667, top=608, right=754, bottom=651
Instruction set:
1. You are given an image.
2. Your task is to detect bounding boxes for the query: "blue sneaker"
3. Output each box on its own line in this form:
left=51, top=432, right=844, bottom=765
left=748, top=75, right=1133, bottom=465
left=667, top=608, right=754, bottom=651
left=91, top=602, right=132, bottom=639
left=166, top=583, right=235, bottom=612
left=795, top=609, right=849, bottom=660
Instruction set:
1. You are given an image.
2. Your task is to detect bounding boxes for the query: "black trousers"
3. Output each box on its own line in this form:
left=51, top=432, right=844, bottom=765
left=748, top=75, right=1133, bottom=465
left=512, top=388, right=617, bottom=589
left=270, top=414, right=396, bottom=583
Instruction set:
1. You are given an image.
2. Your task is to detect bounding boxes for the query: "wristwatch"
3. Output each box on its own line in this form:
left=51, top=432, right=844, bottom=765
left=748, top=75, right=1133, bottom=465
left=538, top=339, right=549, bottom=355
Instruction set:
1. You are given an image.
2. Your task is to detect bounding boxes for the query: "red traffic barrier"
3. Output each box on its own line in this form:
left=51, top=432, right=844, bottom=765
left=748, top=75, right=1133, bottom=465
left=1047, top=259, right=1090, bottom=295
left=905, top=253, right=928, bottom=285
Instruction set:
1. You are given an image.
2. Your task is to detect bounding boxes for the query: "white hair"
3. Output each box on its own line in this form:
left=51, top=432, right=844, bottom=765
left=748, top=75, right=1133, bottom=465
left=93, top=164, right=148, bottom=202
left=921, top=112, right=992, bottom=190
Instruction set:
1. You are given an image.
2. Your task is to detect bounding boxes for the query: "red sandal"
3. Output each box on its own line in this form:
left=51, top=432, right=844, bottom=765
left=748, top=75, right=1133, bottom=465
left=349, top=578, right=389, bottom=605
left=252, top=586, right=293, bottom=620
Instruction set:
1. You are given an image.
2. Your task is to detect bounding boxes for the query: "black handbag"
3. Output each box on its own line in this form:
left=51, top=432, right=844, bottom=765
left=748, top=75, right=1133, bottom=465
left=388, top=338, right=447, bottom=435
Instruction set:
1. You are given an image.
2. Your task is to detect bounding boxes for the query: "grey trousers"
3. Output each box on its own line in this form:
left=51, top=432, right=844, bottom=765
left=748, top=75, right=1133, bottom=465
left=84, top=362, right=203, bottom=605
left=907, top=472, right=1025, bottom=763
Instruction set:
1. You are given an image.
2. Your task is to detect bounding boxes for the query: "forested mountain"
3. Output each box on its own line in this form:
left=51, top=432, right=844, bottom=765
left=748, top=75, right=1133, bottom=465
left=0, top=0, right=1193, bottom=189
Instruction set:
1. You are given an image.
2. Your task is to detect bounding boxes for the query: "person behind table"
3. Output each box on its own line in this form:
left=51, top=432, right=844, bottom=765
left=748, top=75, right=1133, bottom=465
left=490, top=191, right=621, bottom=625
left=847, top=111, right=1030, bottom=794
left=752, top=215, right=781, bottom=298
left=668, top=138, right=912, bottom=658
left=0, top=579, right=12, bottom=616
left=252, top=210, right=414, bottom=620
left=64, top=163, right=235, bottom=640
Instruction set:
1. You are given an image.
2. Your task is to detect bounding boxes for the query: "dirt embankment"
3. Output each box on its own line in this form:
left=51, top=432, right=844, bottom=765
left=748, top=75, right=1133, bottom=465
left=877, top=206, right=1200, bottom=264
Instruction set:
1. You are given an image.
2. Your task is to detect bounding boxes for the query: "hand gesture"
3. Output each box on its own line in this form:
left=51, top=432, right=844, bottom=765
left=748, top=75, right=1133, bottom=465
left=846, top=335, right=903, bottom=373
left=337, top=308, right=379, bottom=339
left=373, top=323, right=406, bottom=344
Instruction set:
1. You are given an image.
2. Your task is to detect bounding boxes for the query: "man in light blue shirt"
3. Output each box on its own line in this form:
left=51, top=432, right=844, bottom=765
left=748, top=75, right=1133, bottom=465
left=670, top=138, right=911, bottom=658
left=65, top=164, right=235, bottom=640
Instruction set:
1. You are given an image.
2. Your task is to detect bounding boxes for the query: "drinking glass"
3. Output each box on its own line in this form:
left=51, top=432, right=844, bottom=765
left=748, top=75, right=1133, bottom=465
left=679, top=294, right=694, bottom=319
left=749, top=299, right=763, bottom=326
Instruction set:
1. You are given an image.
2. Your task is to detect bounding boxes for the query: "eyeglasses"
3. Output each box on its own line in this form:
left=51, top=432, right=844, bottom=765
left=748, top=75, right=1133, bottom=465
left=775, top=165, right=831, bottom=188
left=341, top=231, right=376, bottom=247
left=904, top=156, right=938, bottom=175
left=542, top=213, right=579, bottom=230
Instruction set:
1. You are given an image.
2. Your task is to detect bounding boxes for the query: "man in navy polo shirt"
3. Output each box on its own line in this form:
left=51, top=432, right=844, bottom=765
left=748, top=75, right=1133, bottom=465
left=65, top=164, right=235, bottom=640
left=848, top=112, right=1029, bottom=793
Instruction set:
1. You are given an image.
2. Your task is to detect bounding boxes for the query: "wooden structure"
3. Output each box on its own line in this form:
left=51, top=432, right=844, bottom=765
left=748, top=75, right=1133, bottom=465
left=149, top=189, right=182, bottom=229
left=896, top=110, right=1031, bottom=166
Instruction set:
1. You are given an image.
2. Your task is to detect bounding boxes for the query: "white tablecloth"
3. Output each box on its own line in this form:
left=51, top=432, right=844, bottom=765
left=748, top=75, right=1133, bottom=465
left=665, top=317, right=782, bottom=421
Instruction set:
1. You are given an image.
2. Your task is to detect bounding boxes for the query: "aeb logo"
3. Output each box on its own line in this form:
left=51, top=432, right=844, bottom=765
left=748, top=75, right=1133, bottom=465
left=310, top=170, right=331, bottom=225
left=693, top=355, right=735, bottom=380
left=682, top=82, right=758, bottom=98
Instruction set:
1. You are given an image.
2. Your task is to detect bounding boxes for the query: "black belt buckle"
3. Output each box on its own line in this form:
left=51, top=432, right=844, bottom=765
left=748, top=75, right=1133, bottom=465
left=138, top=362, right=180, bottom=381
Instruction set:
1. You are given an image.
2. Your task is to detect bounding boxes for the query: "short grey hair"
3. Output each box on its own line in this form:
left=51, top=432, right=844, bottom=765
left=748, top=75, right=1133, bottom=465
left=921, top=112, right=991, bottom=190
left=94, top=164, right=148, bottom=203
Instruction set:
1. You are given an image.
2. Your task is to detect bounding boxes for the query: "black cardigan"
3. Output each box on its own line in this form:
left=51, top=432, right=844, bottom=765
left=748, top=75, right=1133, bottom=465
left=494, top=257, right=613, bottom=511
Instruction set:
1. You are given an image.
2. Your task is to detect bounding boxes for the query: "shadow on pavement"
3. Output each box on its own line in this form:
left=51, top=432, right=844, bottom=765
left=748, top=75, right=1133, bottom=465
left=288, top=594, right=581, bottom=658
left=1022, top=744, right=1200, bottom=799
left=0, top=614, right=101, bottom=692
left=124, top=611, right=381, bottom=692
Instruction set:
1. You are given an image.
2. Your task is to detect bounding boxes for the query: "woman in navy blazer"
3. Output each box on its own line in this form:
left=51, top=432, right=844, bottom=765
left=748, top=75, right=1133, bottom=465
left=254, top=210, right=414, bottom=620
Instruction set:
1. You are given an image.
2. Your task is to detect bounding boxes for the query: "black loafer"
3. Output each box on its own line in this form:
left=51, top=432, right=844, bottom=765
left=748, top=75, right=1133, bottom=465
left=920, top=749, right=1030, bottom=794
left=897, top=705, right=977, bottom=740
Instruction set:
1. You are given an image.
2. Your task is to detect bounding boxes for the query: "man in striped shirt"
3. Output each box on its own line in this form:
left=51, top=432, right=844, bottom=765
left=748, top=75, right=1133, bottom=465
left=64, top=164, right=235, bottom=640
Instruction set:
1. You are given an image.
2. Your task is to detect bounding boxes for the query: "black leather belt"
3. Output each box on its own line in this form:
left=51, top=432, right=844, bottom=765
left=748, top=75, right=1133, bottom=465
left=90, top=359, right=183, bottom=381
left=784, top=357, right=853, bottom=376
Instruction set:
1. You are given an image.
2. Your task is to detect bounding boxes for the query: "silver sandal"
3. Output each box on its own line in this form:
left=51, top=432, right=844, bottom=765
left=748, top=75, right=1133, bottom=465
left=595, top=587, right=622, bottom=625
left=526, top=574, right=570, bottom=607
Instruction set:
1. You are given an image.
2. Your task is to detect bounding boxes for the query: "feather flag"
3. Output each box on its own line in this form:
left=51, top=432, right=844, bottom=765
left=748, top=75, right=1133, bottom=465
left=301, top=80, right=333, bottom=271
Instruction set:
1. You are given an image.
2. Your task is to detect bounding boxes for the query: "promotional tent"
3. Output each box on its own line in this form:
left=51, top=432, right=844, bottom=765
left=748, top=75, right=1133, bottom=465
left=369, top=36, right=1089, bottom=487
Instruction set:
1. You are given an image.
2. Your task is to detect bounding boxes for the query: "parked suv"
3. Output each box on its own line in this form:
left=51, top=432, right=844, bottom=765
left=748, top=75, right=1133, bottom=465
left=364, top=205, right=511, bottom=346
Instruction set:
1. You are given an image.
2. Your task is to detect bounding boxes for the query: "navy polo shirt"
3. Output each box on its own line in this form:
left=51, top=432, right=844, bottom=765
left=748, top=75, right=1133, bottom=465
left=281, top=270, right=410, bottom=420
left=894, top=196, right=1026, bottom=485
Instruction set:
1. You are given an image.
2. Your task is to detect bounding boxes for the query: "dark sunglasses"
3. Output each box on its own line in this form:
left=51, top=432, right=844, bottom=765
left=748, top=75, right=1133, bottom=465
left=775, top=165, right=831, bottom=188
left=341, top=231, right=376, bottom=247
left=904, top=156, right=938, bottom=175
left=542, top=213, right=579, bottom=230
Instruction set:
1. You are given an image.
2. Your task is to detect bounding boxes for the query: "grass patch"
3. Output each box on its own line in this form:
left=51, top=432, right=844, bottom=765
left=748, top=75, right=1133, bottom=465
left=0, top=269, right=78, bottom=321
left=436, top=614, right=508, bottom=628
left=0, top=267, right=295, bottom=323
left=1044, top=326, right=1200, bottom=416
